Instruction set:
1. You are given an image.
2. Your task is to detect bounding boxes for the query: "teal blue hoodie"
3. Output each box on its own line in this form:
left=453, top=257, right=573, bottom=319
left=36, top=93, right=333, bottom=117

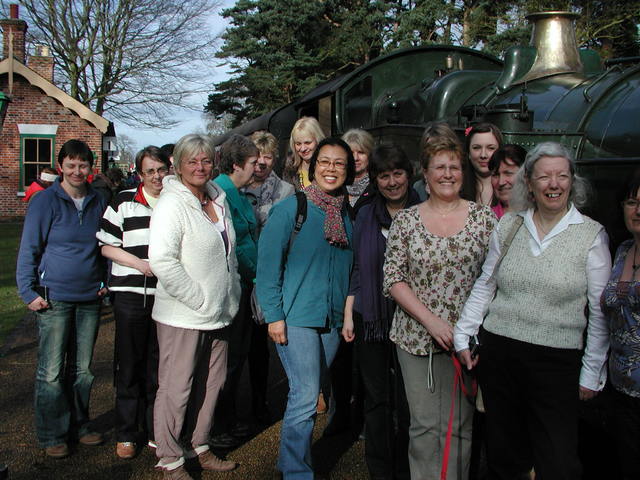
left=256, top=195, right=353, bottom=328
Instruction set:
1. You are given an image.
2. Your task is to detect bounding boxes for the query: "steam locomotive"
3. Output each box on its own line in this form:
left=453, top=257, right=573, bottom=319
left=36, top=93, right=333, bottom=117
left=214, top=11, right=640, bottom=243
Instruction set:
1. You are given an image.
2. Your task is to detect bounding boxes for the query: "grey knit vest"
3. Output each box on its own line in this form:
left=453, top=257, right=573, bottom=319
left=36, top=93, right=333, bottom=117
left=483, top=213, right=602, bottom=349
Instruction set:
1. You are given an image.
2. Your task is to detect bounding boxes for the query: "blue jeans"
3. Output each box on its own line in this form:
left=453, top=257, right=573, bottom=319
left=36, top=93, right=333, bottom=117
left=35, top=299, right=101, bottom=447
left=275, top=326, right=340, bottom=480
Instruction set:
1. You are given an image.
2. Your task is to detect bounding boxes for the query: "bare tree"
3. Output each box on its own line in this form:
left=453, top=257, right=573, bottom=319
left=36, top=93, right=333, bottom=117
left=14, top=0, right=220, bottom=128
left=115, top=133, right=136, bottom=166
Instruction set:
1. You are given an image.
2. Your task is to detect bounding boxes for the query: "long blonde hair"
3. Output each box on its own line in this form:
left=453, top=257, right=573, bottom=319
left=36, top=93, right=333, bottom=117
left=287, top=117, right=325, bottom=173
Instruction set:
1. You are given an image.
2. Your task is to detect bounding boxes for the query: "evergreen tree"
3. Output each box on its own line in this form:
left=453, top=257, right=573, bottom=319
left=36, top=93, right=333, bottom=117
left=206, top=0, right=388, bottom=126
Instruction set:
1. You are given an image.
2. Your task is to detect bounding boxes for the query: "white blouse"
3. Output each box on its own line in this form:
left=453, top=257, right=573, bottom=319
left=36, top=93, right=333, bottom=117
left=454, top=205, right=612, bottom=391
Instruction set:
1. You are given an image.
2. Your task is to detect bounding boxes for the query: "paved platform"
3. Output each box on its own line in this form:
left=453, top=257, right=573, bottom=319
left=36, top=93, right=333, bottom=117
left=0, top=311, right=368, bottom=480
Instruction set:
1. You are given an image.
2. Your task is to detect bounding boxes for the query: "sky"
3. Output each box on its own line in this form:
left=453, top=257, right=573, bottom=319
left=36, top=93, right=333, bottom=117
left=116, top=0, right=236, bottom=152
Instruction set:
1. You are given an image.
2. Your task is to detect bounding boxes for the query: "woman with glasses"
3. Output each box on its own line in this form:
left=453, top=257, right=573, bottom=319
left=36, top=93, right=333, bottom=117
left=149, top=134, right=241, bottom=479
left=97, top=146, right=170, bottom=459
left=383, top=136, right=495, bottom=480
left=601, top=175, right=640, bottom=480
left=256, top=138, right=355, bottom=479
left=455, top=142, right=610, bottom=479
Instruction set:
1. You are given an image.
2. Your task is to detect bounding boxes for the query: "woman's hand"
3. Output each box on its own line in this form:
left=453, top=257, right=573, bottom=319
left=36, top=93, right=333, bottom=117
left=342, top=316, right=355, bottom=342
left=457, top=348, right=479, bottom=370
left=423, top=316, right=454, bottom=351
left=579, top=386, right=598, bottom=401
left=268, top=320, right=287, bottom=345
left=97, top=287, right=108, bottom=297
left=28, top=296, right=49, bottom=311
left=136, top=259, right=154, bottom=277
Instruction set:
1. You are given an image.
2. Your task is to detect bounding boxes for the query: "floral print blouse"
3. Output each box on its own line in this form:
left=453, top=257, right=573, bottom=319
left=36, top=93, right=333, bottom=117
left=383, top=202, right=496, bottom=355
left=601, top=239, right=640, bottom=398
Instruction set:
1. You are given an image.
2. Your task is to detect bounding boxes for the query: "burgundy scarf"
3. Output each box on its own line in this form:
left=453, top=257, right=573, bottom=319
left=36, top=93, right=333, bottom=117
left=304, top=184, right=348, bottom=247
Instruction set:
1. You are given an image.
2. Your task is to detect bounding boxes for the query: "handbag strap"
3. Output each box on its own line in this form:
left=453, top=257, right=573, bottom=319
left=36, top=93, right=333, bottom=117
left=488, top=215, right=524, bottom=284
left=441, top=355, right=478, bottom=480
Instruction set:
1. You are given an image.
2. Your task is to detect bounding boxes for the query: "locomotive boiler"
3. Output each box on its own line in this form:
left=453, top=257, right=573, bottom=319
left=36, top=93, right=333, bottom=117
left=214, top=11, right=640, bottom=241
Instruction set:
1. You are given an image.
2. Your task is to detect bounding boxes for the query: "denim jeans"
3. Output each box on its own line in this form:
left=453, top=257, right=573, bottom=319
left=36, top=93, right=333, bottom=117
left=35, top=299, right=101, bottom=447
left=275, top=326, right=340, bottom=480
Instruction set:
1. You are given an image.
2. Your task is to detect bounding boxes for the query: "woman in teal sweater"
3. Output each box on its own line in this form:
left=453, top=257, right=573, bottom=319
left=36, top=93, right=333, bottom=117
left=256, top=138, right=354, bottom=479
left=212, top=134, right=259, bottom=446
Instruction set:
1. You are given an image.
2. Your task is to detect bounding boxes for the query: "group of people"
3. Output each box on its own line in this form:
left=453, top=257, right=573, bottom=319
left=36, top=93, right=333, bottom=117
left=14, top=116, right=640, bottom=480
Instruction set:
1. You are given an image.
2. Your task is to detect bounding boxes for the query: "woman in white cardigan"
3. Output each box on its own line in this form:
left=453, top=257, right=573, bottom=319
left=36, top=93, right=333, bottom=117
left=149, top=134, right=241, bottom=480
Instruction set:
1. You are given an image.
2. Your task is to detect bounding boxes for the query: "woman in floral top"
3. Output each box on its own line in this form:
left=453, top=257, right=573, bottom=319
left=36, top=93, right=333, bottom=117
left=601, top=176, right=640, bottom=480
left=383, top=135, right=495, bottom=480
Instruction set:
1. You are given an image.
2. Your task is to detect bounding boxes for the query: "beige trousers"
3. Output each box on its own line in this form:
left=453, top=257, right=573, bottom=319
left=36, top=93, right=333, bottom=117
left=397, top=346, right=474, bottom=480
left=154, top=322, right=228, bottom=467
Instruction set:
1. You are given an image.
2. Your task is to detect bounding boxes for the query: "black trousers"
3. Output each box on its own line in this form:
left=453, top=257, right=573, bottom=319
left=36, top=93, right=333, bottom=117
left=215, top=284, right=253, bottom=430
left=248, top=322, right=269, bottom=416
left=113, top=291, right=158, bottom=443
left=608, top=387, right=640, bottom=480
left=354, top=315, right=410, bottom=480
left=479, top=329, right=582, bottom=480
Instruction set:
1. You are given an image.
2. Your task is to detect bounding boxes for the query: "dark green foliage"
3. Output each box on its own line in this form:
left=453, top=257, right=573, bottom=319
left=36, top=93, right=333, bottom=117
left=206, top=0, right=639, bottom=127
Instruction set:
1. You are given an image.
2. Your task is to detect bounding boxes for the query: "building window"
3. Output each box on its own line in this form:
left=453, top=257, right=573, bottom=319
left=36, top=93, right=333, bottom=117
left=21, top=136, right=54, bottom=190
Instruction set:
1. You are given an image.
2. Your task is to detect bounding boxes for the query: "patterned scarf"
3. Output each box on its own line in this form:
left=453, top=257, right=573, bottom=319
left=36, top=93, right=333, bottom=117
left=347, top=175, right=370, bottom=206
left=304, top=183, right=348, bottom=247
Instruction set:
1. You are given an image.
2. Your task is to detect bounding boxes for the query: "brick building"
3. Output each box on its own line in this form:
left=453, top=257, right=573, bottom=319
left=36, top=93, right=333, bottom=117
left=0, top=5, right=111, bottom=219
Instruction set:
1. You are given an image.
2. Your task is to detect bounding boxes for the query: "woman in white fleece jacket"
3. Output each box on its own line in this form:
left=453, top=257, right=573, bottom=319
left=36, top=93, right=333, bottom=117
left=149, top=134, right=241, bottom=480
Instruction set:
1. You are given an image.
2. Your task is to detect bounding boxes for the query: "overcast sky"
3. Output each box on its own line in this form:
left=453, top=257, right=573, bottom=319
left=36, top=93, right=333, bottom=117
left=116, top=0, right=236, bottom=151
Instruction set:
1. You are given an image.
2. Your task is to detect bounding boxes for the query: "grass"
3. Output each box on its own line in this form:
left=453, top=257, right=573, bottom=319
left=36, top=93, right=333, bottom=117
left=0, top=222, right=26, bottom=344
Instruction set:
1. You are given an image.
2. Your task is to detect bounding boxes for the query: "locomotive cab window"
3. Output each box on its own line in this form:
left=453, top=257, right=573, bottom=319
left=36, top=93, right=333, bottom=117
left=344, top=76, right=372, bottom=130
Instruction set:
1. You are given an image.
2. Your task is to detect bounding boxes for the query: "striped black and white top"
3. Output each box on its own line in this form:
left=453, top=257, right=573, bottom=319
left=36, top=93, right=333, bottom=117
left=97, top=185, right=157, bottom=295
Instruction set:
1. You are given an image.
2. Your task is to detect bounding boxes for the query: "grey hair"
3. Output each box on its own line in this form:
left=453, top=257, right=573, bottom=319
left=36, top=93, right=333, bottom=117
left=172, top=134, right=216, bottom=182
left=510, top=141, right=591, bottom=211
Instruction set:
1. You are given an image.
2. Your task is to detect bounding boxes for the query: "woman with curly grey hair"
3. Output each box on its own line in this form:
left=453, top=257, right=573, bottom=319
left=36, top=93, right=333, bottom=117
left=453, top=141, right=611, bottom=479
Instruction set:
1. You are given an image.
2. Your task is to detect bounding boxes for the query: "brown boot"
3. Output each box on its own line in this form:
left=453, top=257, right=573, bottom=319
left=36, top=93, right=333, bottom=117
left=45, top=443, right=69, bottom=459
left=162, top=465, right=193, bottom=480
left=197, top=450, right=238, bottom=472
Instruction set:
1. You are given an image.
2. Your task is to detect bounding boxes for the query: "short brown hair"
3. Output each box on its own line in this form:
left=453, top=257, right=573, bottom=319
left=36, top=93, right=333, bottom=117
left=219, top=134, right=260, bottom=175
left=421, top=136, right=464, bottom=170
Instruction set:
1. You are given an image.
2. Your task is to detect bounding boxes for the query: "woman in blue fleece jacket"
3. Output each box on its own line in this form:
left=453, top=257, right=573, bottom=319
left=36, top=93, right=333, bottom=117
left=256, top=138, right=354, bottom=479
left=16, top=140, right=107, bottom=459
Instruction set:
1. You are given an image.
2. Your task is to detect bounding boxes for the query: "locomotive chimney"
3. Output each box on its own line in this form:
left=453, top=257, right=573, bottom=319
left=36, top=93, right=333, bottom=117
left=518, top=11, right=583, bottom=84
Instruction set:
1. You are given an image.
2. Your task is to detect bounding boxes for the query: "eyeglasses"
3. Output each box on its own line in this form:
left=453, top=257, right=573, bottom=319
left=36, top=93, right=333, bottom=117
left=185, top=159, right=213, bottom=168
left=317, top=158, right=347, bottom=170
left=622, top=199, right=640, bottom=210
left=141, top=167, right=169, bottom=177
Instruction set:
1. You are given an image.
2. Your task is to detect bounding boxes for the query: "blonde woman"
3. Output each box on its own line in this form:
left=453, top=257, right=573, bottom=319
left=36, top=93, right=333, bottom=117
left=284, top=117, right=326, bottom=190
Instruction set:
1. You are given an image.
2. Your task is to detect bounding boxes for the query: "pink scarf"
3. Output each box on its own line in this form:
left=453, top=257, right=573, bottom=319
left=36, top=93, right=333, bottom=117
left=304, top=184, right=348, bottom=247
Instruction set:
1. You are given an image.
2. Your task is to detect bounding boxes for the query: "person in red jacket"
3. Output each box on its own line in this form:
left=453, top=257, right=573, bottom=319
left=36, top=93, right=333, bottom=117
left=23, top=167, right=58, bottom=202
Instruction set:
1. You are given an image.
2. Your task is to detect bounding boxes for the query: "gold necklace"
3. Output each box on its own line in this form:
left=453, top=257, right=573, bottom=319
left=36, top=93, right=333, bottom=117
left=429, top=199, right=461, bottom=217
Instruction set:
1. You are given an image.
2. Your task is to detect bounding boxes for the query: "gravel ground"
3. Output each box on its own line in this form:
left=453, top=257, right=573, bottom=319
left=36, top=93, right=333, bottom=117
left=0, top=310, right=368, bottom=480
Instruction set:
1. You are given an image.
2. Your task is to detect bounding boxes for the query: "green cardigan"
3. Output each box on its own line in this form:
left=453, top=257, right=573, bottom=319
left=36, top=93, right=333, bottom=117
left=213, top=174, right=257, bottom=285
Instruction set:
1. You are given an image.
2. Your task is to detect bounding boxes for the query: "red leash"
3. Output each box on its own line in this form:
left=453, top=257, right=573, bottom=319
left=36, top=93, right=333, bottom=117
left=440, top=355, right=477, bottom=480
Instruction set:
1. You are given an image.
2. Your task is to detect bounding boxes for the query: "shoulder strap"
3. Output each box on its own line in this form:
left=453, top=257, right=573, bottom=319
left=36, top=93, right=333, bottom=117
left=288, top=191, right=307, bottom=252
left=344, top=196, right=356, bottom=221
left=488, top=215, right=523, bottom=283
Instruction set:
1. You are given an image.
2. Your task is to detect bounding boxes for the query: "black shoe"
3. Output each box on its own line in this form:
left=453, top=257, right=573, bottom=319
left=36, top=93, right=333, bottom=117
left=209, top=433, right=242, bottom=449
left=322, top=416, right=350, bottom=437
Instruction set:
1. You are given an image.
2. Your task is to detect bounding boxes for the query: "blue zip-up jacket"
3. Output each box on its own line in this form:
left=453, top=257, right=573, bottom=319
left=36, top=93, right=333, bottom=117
left=16, top=179, right=107, bottom=304
left=256, top=195, right=353, bottom=328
